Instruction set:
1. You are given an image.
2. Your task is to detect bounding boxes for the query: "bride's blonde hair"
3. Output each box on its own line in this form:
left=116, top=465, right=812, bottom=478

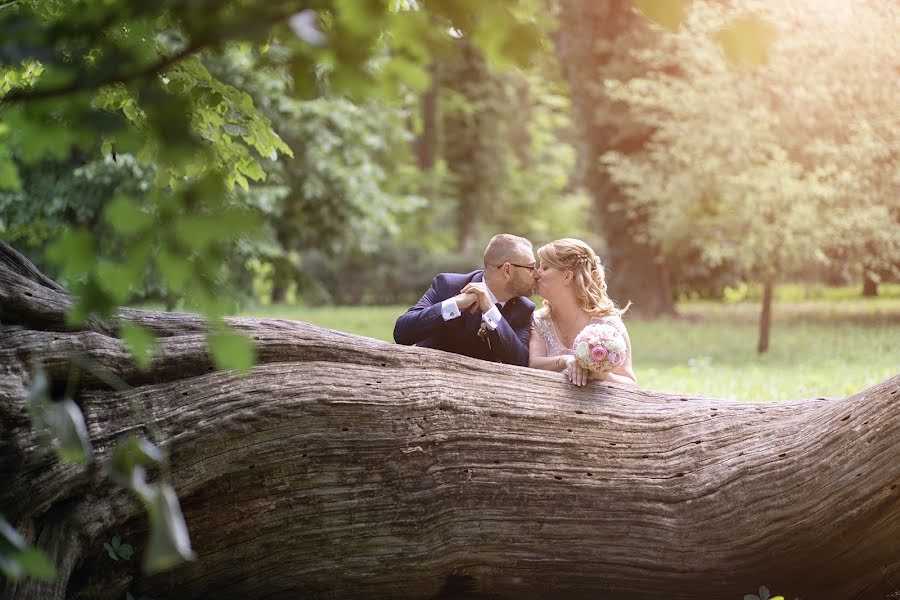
left=537, top=238, right=630, bottom=318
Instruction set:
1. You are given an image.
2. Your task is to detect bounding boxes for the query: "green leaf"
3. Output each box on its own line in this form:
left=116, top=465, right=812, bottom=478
left=108, top=436, right=164, bottom=492
left=1, top=516, right=57, bottom=581
left=66, top=276, right=118, bottom=324
left=499, top=22, right=543, bottom=67
left=0, top=516, right=27, bottom=553
left=104, top=196, right=153, bottom=236
left=157, top=249, right=192, bottom=294
left=1, top=553, right=24, bottom=580
left=336, top=0, right=387, bottom=36
left=16, top=548, right=57, bottom=581
left=142, top=484, right=196, bottom=575
left=383, top=58, right=431, bottom=92
left=633, top=0, right=692, bottom=32
left=208, top=330, right=256, bottom=374
left=94, top=259, right=137, bottom=305
left=120, top=323, right=159, bottom=370
left=117, top=542, right=134, bottom=560
left=43, top=398, right=93, bottom=464
left=0, top=148, right=22, bottom=192
left=714, top=15, right=777, bottom=66
left=222, top=123, right=249, bottom=137
left=104, top=542, right=119, bottom=560
left=45, top=229, right=96, bottom=280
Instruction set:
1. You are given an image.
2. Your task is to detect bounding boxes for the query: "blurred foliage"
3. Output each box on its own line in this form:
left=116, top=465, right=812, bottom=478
left=0, top=514, right=57, bottom=582
left=0, top=0, right=894, bottom=339
left=603, top=0, right=900, bottom=291
left=0, top=0, right=547, bottom=367
left=435, top=34, right=593, bottom=253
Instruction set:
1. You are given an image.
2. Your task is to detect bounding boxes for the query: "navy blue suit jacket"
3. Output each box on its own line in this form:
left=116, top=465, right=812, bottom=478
left=393, top=270, right=535, bottom=366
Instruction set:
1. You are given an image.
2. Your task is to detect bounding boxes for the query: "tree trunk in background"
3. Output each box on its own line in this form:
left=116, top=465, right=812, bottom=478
left=270, top=278, right=287, bottom=303
left=455, top=174, right=478, bottom=254
left=415, top=64, right=440, bottom=172
left=554, top=0, right=675, bottom=317
left=444, top=42, right=490, bottom=255
left=269, top=257, right=290, bottom=304
left=2, top=241, right=899, bottom=600
left=863, top=270, right=878, bottom=297
left=757, top=277, right=774, bottom=354
left=270, top=224, right=299, bottom=304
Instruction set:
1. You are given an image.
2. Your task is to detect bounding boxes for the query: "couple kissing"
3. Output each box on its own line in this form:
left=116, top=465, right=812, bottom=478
left=394, top=234, right=637, bottom=387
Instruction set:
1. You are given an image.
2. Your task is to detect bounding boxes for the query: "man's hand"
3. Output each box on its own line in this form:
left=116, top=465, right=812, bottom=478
left=460, top=282, right=494, bottom=312
left=454, top=292, right=478, bottom=313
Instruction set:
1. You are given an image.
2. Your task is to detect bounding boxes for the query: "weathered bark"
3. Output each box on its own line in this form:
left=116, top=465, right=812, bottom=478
left=1, top=241, right=898, bottom=600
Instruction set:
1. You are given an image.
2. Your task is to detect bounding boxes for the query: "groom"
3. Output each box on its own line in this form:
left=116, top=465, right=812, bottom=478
left=394, top=234, right=538, bottom=366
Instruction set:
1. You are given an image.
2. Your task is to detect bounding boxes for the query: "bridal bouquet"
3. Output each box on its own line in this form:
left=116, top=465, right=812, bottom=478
left=573, top=322, right=627, bottom=373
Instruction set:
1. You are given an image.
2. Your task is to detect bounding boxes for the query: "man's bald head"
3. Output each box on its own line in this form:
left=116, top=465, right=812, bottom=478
left=483, top=234, right=533, bottom=269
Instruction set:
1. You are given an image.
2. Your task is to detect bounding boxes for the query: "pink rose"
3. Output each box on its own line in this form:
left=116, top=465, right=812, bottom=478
left=608, top=351, right=623, bottom=366
left=591, top=345, right=608, bottom=362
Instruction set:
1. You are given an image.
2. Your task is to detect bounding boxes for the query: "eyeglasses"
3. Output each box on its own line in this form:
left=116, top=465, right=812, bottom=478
left=496, top=262, right=536, bottom=272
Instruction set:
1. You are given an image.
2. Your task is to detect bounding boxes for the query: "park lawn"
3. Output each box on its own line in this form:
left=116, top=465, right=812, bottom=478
left=243, top=294, right=900, bottom=403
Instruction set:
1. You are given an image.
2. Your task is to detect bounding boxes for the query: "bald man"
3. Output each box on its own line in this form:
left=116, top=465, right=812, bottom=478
left=394, top=234, right=538, bottom=366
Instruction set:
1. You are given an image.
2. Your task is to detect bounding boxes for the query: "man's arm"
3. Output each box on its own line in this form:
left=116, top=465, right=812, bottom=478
left=459, top=282, right=531, bottom=366
left=393, top=275, right=475, bottom=345
left=486, top=317, right=531, bottom=366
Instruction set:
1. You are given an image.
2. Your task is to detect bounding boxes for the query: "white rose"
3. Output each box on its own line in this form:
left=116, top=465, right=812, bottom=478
left=575, top=342, right=590, bottom=359
left=607, top=335, right=626, bottom=353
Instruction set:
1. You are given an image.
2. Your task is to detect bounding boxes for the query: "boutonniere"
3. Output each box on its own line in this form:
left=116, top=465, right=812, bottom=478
left=477, top=322, right=491, bottom=350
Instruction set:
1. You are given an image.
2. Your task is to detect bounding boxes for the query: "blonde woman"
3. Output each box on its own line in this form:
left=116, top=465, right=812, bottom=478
left=529, top=238, right=637, bottom=387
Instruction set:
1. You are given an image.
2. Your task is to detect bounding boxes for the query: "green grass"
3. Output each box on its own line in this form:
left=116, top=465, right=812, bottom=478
left=242, top=294, right=900, bottom=403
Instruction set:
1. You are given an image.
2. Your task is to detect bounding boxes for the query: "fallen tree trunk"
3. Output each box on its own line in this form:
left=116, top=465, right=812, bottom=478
left=1, top=241, right=898, bottom=600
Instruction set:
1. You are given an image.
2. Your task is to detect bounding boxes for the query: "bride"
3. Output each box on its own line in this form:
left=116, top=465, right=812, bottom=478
left=529, top=238, right=637, bottom=387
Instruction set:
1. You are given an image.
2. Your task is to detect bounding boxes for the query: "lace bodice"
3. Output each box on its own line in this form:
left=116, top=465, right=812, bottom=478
left=532, top=308, right=626, bottom=358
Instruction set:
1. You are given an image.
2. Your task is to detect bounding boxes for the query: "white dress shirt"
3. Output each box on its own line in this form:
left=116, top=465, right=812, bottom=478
left=439, top=279, right=504, bottom=330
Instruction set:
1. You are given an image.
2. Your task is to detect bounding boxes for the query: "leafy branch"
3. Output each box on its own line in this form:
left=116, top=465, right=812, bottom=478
left=0, top=5, right=307, bottom=106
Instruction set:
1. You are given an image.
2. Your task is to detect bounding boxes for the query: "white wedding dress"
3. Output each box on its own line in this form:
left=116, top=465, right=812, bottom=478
left=531, top=307, right=627, bottom=358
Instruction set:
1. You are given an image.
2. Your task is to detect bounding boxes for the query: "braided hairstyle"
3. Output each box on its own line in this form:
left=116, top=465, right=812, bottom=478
left=537, top=238, right=630, bottom=318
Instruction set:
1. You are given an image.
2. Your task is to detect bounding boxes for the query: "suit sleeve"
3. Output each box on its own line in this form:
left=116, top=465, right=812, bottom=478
left=486, top=314, right=531, bottom=366
left=393, top=275, right=453, bottom=345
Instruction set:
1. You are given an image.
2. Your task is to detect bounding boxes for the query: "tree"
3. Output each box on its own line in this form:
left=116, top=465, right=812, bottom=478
left=601, top=0, right=900, bottom=350
left=423, top=33, right=592, bottom=255
left=2, top=242, right=899, bottom=600
left=1, top=0, right=546, bottom=319
left=553, top=0, right=677, bottom=318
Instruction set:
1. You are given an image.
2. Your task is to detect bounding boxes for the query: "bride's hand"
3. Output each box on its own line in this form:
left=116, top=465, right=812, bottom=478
left=562, top=356, right=588, bottom=387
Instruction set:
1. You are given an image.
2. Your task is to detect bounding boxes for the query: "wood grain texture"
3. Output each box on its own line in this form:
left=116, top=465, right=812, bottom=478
left=1, top=241, right=898, bottom=600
